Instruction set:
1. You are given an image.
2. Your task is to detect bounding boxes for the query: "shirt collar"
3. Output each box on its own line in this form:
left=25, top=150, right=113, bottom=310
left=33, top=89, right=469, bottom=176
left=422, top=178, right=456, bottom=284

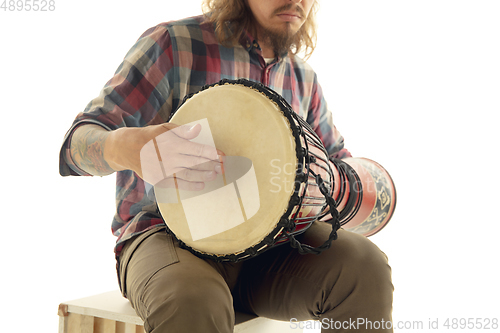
left=239, top=29, right=260, bottom=53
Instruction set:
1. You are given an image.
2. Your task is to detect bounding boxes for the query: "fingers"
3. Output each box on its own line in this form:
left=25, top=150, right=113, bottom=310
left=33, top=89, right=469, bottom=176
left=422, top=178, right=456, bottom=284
left=151, top=161, right=223, bottom=192
left=216, top=148, right=226, bottom=164
left=174, top=166, right=219, bottom=183
left=171, top=123, right=202, bottom=140
left=155, top=128, right=220, bottom=161
left=155, top=177, right=206, bottom=191
left=161, top=155, right=223, bottom=179
left=139, top=122, right=227, bottom=191
left=181, top=140, right=219, bottom=161
left=154, top=166, right=222, bottom=191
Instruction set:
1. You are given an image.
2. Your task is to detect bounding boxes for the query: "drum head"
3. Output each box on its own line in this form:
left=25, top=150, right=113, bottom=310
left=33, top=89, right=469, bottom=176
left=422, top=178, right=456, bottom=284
left=154, top=83, right=297, bottom=256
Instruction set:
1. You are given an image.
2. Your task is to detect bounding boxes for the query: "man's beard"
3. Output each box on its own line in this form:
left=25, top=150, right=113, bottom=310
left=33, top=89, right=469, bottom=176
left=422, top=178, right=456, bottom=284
left=260, top=24, right=296, bottom=57
left=255, top=3, right=304, bottom=56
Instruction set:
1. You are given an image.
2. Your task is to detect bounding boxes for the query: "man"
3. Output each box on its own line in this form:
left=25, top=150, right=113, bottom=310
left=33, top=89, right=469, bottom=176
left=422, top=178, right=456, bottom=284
left=59, top=0, right=394, bottom=332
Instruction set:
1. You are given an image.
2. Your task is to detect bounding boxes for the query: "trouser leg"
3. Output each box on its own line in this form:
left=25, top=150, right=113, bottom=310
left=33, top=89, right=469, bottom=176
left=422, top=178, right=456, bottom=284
left=234, top=222, right=394, bottom=332
left=119, top=228, right=242, bottom=333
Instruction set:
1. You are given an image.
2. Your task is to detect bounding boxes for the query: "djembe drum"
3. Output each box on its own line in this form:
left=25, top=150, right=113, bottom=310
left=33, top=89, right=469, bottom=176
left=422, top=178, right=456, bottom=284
left=153, top=79, right=396, bottom=262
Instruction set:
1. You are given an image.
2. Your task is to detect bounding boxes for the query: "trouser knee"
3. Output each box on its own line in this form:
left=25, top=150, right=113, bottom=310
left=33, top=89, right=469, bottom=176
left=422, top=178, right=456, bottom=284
left=168, top=274, right=233, bottom=312
left=318, top=230, right=393, bottom=324
left=142, top=271, right=234, bottom=332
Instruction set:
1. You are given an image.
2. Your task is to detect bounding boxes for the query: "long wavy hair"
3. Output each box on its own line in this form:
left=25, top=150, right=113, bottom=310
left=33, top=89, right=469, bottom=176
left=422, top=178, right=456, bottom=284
left=202, top=0, right=318, bottom=59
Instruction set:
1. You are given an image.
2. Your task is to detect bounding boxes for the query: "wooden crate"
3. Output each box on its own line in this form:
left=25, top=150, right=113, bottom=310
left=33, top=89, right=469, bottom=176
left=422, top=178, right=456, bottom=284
left=58, top=290, right=302, bottom=333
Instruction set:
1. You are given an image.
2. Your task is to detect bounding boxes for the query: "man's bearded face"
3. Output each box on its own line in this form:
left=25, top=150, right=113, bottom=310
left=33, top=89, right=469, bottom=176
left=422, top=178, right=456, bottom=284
left=246, top=0, right=314, bottom=55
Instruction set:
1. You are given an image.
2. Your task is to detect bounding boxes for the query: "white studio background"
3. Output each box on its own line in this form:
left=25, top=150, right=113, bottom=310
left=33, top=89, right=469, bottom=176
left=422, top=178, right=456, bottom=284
left=1, top=1, right=498, bottom=332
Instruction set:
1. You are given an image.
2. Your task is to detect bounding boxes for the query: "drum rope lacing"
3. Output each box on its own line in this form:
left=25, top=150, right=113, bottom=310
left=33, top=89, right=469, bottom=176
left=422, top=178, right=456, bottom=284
left=330, top=159, right=364, bottom=224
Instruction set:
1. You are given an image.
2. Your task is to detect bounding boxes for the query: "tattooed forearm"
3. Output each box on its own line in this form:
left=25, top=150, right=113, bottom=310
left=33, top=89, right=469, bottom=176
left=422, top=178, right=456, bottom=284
left=70, top=125, right=115, bottom=176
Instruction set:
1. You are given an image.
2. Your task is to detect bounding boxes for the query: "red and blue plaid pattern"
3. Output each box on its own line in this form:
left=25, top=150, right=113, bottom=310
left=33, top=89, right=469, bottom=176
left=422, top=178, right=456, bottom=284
left=59, top=15, right=351, bottom=258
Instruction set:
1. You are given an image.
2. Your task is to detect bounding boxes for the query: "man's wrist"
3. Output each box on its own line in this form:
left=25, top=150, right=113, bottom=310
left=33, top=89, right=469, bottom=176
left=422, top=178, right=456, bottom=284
left=104, top=126, right=145, bottom=176
left=69, top=124, right=116, bottom=176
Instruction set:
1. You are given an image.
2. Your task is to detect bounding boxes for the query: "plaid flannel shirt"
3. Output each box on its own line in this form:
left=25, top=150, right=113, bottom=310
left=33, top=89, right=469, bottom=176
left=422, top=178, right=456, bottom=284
left=59, top=15, right=351, bottom=258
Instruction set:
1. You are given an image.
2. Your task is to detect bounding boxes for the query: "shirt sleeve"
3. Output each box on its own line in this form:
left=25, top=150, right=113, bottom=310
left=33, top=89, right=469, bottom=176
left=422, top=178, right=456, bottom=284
left=306, top=76, right=352, bottom=160
left=59, top=24, right=175, bottom=176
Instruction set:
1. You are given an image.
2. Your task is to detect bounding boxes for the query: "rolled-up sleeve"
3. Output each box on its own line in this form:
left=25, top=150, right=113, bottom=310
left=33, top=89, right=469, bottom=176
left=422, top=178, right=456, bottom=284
left=59, top=25, right=175, bottom=176
left=306, top=77, right=352, bottom=159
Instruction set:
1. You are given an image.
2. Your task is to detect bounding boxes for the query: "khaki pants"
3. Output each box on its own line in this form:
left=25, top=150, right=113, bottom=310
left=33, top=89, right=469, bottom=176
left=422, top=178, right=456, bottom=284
left=118, top=222, right=393, bottom=332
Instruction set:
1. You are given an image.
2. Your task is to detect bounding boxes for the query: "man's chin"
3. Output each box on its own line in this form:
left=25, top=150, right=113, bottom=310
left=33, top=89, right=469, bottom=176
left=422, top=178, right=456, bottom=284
left=263, top=26, right=295, bottom=56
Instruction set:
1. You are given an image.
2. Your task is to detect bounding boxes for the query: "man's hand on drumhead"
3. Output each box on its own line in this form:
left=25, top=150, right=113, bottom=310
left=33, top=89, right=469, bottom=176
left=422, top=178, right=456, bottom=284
left=139, top=123, right=225, bottom=191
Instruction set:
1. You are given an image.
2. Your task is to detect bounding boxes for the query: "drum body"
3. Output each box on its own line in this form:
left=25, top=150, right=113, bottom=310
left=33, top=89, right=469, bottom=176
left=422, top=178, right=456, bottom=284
left=153, top=79, right=396, bottom=262
left=326, top=157, right=397, bottom=237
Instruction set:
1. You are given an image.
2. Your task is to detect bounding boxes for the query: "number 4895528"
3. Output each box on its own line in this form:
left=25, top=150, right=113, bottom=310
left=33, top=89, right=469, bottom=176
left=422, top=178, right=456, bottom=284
left=1, top=0, right=56, bottom=11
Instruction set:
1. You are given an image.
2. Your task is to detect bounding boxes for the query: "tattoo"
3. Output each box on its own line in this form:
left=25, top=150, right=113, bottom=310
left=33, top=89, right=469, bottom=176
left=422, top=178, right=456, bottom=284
left=70, top=125, right=115, bottom=176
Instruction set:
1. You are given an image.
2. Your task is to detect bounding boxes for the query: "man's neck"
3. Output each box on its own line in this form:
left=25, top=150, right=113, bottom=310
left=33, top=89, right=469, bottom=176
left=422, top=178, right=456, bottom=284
left=260, top=43, right=275, bottom=59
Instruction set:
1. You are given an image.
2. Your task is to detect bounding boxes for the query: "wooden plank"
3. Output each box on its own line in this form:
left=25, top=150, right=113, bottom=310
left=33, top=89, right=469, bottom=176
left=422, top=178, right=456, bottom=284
left=81, top=315, right=94, bottom=333
left=61, top=291, right=143, bottom=326
left=116, top=321, right=137, bottom=333
left=94, top=317, right=116, bottom=333
left=67, top=313, right=81, bottom=333
left=65, top=313, right=95, bottom=333
left=58, top=314, right=67, bottom=333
